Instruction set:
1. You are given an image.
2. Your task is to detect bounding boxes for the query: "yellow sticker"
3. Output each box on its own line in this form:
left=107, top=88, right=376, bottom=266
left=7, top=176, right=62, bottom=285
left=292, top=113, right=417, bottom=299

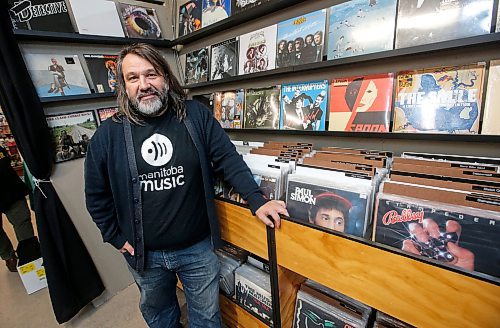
left=36, top=268, right=46, bottom=278
left=19, top=263, right=36, bottom=274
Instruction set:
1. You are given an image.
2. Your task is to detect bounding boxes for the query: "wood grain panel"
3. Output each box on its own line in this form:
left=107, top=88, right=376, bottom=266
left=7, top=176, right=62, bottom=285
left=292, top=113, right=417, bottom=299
left=278, top=266, right=305, bottom=328
left=220, top=294, right=269, bottom=328
left=216, top=200, right=268, bottom=260
left=275, top=220, right=500, bottom=328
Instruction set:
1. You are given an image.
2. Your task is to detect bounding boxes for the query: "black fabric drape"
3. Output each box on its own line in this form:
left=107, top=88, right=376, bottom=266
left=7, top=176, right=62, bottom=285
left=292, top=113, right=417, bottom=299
left=0, top=3, right=104, bottom=324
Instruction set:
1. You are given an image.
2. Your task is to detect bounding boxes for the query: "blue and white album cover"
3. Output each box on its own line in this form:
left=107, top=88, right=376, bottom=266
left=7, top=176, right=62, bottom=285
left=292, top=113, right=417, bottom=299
left=276, top=9, right=327, bottom=68
left=202, top=0, right=231, bottom=27
left=280, top=80, right=328, bottom=131
left=327, top=0, right=397, bottom=60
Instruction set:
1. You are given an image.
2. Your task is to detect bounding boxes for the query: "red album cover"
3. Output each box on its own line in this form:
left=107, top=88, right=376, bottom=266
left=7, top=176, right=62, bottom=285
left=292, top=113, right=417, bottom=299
left=329, top=73, right=393, bottom=132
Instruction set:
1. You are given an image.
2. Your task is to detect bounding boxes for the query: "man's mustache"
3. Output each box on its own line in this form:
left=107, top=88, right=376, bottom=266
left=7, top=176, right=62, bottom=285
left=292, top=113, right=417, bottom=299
left=136, top=87, right=162, bottom=101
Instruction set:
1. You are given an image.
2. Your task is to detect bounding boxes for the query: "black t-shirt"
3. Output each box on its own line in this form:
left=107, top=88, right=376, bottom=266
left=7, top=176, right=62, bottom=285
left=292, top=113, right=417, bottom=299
left=132, top=111, right=209, bottom=250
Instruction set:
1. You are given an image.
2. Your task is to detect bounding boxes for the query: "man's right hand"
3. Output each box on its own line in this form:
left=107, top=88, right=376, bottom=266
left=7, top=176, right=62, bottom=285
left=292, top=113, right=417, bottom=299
left=120, top=241, right=135, bottom=256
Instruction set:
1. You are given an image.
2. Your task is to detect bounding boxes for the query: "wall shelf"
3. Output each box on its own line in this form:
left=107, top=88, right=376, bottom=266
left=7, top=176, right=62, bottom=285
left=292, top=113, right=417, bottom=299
left=39, top=92, right=116, bottom=104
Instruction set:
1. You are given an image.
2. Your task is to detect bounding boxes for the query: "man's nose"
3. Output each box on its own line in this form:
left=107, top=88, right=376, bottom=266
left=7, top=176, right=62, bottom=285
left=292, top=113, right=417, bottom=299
left=139, top=75, right=150, bottom=90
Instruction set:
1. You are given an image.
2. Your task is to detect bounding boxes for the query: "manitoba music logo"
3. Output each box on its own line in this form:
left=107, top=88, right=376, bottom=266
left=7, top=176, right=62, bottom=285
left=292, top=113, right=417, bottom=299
left=10, top=0, right=68, bottom=23
left=141, top=134, right=173, bottom=167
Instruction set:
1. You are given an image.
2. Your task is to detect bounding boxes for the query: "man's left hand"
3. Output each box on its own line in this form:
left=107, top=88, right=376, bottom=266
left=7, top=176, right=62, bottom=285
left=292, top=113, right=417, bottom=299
left=255, top=200, right=289, bottom=229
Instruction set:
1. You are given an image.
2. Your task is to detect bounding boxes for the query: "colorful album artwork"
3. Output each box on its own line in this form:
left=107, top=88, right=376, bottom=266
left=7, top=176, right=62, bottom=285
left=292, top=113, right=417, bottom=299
left=117, top=3, right=162, bottom=39
left=395, top=0, right=494, bottom=48
left=202, top=0, right=231, bottom=27
left=482, top=60, right=500, bottom=135
left=393, top=64, right=485, bottom=134
left=97, top=107, right=119, bottom=123
left=231, top=0, right=270, bottom=14
left=185, top=47, right=209, bottom=84
left=210, top=38, right=238, bottom=80
left=280, top=80, right=328, bottom=131
left=276, top=9, right=327, bottom=68
left=235, top=268, right=273, bottom=325
left=68, top=0, right=125, bottom=37
left=294, top=297, right=357, bottom=328
left=238, top=25, right=277, bottom=75
left=327, top=0, right=397, bottom=60
left=243, top=86, right=280, bottom=129
left=213, top=90, right=243, bottom=128
left=286, top=180, right=369, bottom=237
left=375, top=194, right=500, bottom=278
left=179, top=0, right=202, bottom=37
left=83, top=54, right=118, bottom=93
left=329, top=73, right=394, bottom=132
left=46, top=111, right=97, bottom=163
left=23, top=53, right=91, bottom=98
left=8, top=0, right=74, bottom=32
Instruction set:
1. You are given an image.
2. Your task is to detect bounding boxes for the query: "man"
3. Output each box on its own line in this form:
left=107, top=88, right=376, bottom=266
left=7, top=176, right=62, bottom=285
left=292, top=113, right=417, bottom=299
left=84, top=43, right=287, bottom=328
left=0, top=146, right=36, bottom=272
left=304, top=91, right=326, bottom=131
left=48, top=58, right=66, bottom=96
left=308, top=193, right=351, bottom=232
left=313, top=31, right=324, bottom=62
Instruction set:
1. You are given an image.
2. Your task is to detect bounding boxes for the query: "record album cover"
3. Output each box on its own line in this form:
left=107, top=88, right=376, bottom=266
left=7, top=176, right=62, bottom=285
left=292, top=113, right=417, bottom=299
left=179, top=0, right=202, bottom=37
left=83, top=54, right=118, bottom=93
left=68, top=0, right=125, bottom=37
left=24, top=53, right=91, bottom=98
left=393, top=64, right=485, bottom=134
left=231, top=0, right=270, bottom=14
left=213, top=90, right=243, bottom=128
left=97, top=107, right=118, bottom=123
left=8, top=0, right=74, bottom=32
left=286, top=180, right=369, bottom=237
left=46, top=111, right=97, bottom=163
left=481, top=60, right=500, bottom=135
left=185, top=47, right=209, bottom=84
left=496, top=7, right=500, bottom=32
left=117, top=3, right=162, bottom=39
left=243, top=86, right=280, bottom=129
left=329, top=73, right=394, bottom=132
left=276, top=9, right=327, bottom=68
left=235, top=267, right=272, bottom=325
left=202, top=0, right=231, bottom=27
left=238, top=25, right=277, bottom=75
left=374, top=194, right=500, bottom=278
left=327, top=0, right=397, bottom=60
left=210, top=37, right=238, bottom=80
left=395, top=0, right=494, bottom=49
left=280, top=80, right=328, bottom=131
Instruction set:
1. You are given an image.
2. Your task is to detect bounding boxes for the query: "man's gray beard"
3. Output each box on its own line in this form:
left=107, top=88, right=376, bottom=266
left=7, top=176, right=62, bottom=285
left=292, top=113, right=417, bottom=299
left=132, top=85, right=168, bottom=116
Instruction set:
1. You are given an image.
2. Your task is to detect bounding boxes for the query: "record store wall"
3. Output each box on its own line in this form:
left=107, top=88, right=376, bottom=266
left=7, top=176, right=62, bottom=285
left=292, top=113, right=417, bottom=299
left=180, top=0, right=499, bottom=158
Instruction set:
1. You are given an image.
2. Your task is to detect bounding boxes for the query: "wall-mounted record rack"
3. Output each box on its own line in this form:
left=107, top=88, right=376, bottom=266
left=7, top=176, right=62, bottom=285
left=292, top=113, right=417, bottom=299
left=183, top=32, right=500, bottom=89
left=40, top=92, right=116, bottom=104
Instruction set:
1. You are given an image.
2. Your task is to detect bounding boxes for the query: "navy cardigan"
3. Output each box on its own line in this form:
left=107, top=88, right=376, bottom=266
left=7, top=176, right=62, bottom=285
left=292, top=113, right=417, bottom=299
left=84, top=100, right=267, bottom=271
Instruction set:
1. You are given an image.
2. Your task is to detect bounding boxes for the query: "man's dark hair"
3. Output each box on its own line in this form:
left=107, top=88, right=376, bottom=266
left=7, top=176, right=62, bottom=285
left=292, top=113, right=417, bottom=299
left=116, top=43, right=187, bottom=124
left=308, top=193, right=351, bottom=224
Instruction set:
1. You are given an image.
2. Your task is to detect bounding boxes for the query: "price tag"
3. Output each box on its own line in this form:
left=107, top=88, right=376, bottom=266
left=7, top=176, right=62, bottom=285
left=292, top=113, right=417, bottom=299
left=36, top=268, right=46, bottom=278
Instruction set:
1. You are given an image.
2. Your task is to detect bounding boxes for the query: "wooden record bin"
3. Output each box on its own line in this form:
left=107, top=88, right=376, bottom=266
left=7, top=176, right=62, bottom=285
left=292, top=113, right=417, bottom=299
left=215, top=200, right=500, bottom=328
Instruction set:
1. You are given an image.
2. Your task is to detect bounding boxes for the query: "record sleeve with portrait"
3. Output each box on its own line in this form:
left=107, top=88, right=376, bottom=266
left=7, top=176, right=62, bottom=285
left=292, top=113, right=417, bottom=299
left=210, top=38, right=238, bottom=81
left=83, top=54, right=119, bottom=93
left=178, top=0, right=202, bottom=37
left=8, top=0, right=74, bottom=32
left=185, top=47, right=209, bottom=84
left=46, top=111, right=98, bottom=163
left=213, top=90, right=243, bottom=128
left=243, top=86, right=280, bottom=129
left=238, top=25, right=277, bottom=75
left=117, top=3, right=163, bottom=39
left=202, top=0, right=231, bottom=27
left=329, top=73, right=394, bottom=132
left=276, top=9, right=327, bottom=68
left=393, top=63, right=485, bottom=134
left=374, top=193, right=500, bottom=278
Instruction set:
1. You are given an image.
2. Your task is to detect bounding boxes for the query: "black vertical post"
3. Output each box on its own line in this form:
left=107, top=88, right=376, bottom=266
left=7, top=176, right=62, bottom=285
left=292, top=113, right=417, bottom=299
left=267, top=225, right=281, bottom=328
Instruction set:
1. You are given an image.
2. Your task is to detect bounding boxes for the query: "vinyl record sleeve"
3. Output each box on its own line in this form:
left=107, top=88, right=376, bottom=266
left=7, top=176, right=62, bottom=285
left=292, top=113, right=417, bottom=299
left=393, top=63, right=485, bottom=134
left=213, top=90, right=243, bottom=128
left=327, top=0, right=397, bottom=60
left=97, top=107, right=118, bottom=124
left=243, top=86, right=280, bottom=129
left=83, top=54, right=118, bottom=93
left=185, top=47, right=209, bottom=84
left=210, top=38, right=238, bottom=80
left=23, top=53, right=91, bottom=98
left=202, top=0, right=230, bottom=27
left=276, top=9, right=327, bottom=68
left=178, top=0, right=202, bottom=37
left=374, top=193, right=500, bottom=278
left=481, top=60, right=500, bottom=135
left=231, top=0, right=270, bottom=14
left=496, top=7, right=500, bottom=32
left=329, top=73, right=394, bottom=132
left=395, top=0, right=493, bottom=49
left=238, top=25, right=277, bottom=75
left=235, top=265, right=273, bottom=325
left=117, top=3, right=162, bottom=39
left=8, top=0, right=74, bottom=32
left=280, top=80, right=328, bottom=131
left=46, top=111, right=97, bottom=163
left=68, top=0, right=125, bottom=37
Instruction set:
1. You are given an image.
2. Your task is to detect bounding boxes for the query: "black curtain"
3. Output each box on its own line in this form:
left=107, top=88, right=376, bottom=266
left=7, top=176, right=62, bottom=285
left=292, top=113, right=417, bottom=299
left=0, top=3, right=104, bottom=324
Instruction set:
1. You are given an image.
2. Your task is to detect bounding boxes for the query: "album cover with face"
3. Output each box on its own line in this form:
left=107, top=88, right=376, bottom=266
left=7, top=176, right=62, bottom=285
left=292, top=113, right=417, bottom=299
left=202, top=0, right=231, bottom=27
left=243, top=86, right=280, bottom=129
left=210, top=37, right=238, bottom=80
left=179, top=0, right=202, bottom=37
left=327, top=0, right=397, bottom=60
left=46, top=111, right=97, bottom=163
left=395, top=0, right=493, bottom=49
left=238, top=25, right=277, bottom=75
left=185, top=47, right=209, bottom=84
left=393, top=63, right=485, bottom=134
left=481, top=60, right=500, bottom=135
left=97, top=107, right=119, bottom=124
left=280, top=80, right=328, bottom=131
left=83, top=54, right=118, bottom=93
left=23, top=53, right=91, bottom=98
left=8, top=0, right=74, bottom=32
left=117, top=3, right=162, bottom=39
left=213, top=90, right=243, bottom=128
left=329, top=73, right=394, bottom=132
left=276, top=9, right=327, bottom=68
left=68, top=0, right=125, bottom=37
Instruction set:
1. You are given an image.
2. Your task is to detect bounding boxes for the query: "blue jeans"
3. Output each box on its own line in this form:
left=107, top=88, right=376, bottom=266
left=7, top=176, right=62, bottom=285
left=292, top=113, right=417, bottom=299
left=128, top=237, right=221, bottom=328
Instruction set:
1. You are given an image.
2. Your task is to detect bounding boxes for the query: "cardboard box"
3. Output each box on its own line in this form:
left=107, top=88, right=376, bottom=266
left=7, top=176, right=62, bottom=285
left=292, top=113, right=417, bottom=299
left=17, top=258, right=47, bottom=294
